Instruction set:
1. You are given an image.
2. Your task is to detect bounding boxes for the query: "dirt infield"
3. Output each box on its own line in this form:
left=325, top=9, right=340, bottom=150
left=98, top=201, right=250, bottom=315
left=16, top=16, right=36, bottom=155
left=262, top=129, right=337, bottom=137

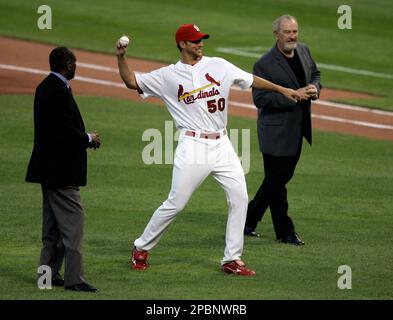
left=1, top=36, right=392, bottom=141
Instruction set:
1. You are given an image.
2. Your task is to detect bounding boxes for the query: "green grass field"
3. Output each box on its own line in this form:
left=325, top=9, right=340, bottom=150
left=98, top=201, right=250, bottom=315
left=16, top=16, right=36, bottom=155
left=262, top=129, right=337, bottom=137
left=0, top=0, right=392, bottom=110
left=0, top=94, right=392, bottom=300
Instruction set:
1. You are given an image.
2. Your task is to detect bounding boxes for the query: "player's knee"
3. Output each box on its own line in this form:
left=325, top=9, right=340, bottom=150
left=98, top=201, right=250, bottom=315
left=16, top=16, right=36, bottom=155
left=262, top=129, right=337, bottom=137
left=229, top=189, right=248, bottom=207
left=166, top=194, right=190, bottom=212
left=174, top=200, right=187, bottom=212
left=240, top=191, right=249, bottom=205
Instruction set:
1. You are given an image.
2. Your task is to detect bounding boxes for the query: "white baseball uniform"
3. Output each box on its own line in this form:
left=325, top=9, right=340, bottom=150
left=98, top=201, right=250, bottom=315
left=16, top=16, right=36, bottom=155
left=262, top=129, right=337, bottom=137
left=134, top=56, right=254, bottom=265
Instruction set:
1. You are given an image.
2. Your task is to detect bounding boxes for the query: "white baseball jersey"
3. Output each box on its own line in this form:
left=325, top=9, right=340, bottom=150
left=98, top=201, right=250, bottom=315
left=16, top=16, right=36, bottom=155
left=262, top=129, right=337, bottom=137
left=135, top=56, right=253, bottom=132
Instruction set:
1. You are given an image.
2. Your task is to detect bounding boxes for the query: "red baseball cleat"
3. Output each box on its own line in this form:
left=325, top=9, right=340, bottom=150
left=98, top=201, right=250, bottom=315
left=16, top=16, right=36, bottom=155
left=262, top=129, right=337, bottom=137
left=131, top=247, right=149, bottom=270
left=221, top=260, right=256, bottom=276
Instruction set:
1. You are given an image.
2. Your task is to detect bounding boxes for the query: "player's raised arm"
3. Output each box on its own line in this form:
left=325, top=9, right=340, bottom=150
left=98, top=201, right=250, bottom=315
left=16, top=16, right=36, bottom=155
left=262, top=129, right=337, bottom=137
left=252, top=75, right=300, bottom=103
left=116, top=37, right=138, bottom=90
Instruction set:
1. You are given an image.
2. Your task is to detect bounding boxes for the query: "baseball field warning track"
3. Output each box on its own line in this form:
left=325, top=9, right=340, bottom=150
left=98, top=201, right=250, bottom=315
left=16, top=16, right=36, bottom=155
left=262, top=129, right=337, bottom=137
left=1, top=36, right=392, bottom=141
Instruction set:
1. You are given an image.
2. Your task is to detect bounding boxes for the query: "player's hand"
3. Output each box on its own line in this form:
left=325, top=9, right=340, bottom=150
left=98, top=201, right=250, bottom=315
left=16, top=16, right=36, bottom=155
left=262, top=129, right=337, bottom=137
left=282, top=88, right=301, bottom=103
left=116, top=41, right=127, bottom=57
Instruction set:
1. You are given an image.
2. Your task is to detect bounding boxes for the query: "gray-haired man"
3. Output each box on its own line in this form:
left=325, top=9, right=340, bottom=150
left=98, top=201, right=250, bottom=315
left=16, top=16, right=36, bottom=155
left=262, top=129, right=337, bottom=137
left=245, top=15, right=322, bottom=244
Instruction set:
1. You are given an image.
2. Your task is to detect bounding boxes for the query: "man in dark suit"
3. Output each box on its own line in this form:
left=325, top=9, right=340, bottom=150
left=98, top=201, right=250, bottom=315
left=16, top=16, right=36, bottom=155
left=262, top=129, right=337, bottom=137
left=244, top=15, right=321, bottom=245
left=26, top=47, right=101, bottom=291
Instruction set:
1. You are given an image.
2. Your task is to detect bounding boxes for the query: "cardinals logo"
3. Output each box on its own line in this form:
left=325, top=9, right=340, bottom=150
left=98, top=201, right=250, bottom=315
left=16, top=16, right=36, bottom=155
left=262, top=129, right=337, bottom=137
left=178, top=73, right=221, bottom=104
left=205, top=73, right=220, bottom=87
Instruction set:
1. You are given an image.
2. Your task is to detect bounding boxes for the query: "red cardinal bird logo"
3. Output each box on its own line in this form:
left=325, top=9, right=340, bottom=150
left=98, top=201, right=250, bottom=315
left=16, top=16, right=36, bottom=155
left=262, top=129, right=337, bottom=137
left=205, top=73, right=221, bottom=86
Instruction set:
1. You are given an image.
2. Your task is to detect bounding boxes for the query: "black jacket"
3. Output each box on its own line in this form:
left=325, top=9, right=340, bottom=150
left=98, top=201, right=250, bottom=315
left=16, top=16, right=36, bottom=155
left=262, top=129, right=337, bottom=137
left=253, top=43, right=321, bottom=156
left=26, top=73, right=89, bottom=187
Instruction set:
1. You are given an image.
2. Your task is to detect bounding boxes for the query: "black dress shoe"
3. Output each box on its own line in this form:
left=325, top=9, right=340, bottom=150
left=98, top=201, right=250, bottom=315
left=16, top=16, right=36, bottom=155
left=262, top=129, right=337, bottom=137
left=52, top=274, right=65, bottom=287
left=282, top=234, right=305, bottom=245
left=65, top=282, right=98, bottom=292
left=244, top=226, right=261, bottom=237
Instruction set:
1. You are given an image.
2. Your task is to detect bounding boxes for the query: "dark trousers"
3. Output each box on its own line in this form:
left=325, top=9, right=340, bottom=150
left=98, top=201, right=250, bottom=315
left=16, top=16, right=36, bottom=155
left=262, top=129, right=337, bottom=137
left=246, top=142, right=302, bottom=240
left=39, top=185, right=85, bottom=286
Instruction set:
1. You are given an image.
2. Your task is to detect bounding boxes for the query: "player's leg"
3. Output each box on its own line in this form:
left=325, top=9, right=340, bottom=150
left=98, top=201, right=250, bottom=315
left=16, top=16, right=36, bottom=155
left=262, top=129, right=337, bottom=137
left=134, top=136, right=211, bottom=251
left=211, top=136, right=249, bottom=264
left=212, top=136, right=256, bottom=275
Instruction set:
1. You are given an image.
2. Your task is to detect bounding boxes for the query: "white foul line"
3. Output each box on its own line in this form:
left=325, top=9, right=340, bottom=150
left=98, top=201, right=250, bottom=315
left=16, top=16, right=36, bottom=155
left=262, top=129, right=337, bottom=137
left=311, top=114, right=393, bottom=130
left=228, top=101, right=393, bottom=130
left=0, top=64, right=48, bottom=75
left=77, top=62, right=119, bottom=73
left=74, top=75, right=125, bottom=88
left=229, top=86, right=393, bottom=117
left=0, top=64, right=125, bottom=88
left=215, top=47, right=393, bottom=80
left=1, top=63, right=393, bottom=131
left=315, top=100, right=393, bottom=117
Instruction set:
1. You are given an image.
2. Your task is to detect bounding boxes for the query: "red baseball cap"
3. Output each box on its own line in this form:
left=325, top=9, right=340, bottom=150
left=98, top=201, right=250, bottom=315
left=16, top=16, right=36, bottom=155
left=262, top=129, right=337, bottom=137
left=175, top=24, right=209, bottom=43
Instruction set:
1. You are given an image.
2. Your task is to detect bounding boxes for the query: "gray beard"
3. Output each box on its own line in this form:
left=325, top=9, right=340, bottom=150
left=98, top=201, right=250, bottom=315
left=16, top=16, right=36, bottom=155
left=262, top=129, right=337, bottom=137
left=283, top=42, right=297, bottom=53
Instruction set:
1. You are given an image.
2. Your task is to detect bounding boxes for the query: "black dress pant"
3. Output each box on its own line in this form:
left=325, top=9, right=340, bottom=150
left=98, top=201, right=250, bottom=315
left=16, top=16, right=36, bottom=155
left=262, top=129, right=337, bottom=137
left=246, top=141, right=302, bottom=240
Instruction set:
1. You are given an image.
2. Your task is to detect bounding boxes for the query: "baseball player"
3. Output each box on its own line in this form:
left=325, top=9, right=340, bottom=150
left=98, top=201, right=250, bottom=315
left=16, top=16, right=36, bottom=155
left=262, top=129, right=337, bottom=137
left=116, top=24, right=300, bottom=276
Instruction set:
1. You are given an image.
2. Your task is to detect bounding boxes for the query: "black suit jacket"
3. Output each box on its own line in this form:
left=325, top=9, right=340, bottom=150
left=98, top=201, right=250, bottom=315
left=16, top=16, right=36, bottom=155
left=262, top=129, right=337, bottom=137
left=26, top=73, right=89, bottom=187
left=253, top=43, right=321, bottom=156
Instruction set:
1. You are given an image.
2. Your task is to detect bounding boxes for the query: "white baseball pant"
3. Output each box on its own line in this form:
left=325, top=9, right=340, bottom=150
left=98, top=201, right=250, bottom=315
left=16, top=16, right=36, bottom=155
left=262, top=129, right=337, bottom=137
left=134, top=129, right=248, bottom=265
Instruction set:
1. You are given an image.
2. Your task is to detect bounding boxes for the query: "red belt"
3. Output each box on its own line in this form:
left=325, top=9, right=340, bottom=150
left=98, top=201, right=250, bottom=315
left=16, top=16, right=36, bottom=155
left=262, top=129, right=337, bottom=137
left=185, top=129, right=227, bottom=140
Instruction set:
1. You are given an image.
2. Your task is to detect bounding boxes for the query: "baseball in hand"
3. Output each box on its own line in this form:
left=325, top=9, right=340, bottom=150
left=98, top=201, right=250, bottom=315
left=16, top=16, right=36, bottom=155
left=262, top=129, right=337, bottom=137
left=119, top=35, right=130, bottom=47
